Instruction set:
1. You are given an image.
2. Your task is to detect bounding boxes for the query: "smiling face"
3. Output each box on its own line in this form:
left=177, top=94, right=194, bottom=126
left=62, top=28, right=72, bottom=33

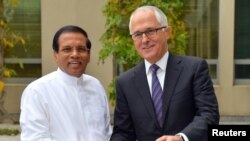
left=130, top=9, right=171, bottom=64
left=54, top=32, right=90, bottom=77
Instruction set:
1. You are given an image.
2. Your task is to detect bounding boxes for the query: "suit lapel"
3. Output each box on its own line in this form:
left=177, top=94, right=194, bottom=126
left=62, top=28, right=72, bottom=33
left=133, top=62, right=156, bottom=121
left=162, top=54, right=183, bottom=126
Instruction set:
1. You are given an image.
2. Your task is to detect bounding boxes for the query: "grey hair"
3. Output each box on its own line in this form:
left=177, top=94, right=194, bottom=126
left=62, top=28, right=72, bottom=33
left=129, top=6, right=168, bottom=34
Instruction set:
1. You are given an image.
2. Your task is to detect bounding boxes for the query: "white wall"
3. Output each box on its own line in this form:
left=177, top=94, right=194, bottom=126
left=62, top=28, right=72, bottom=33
left=41, top=0, right=113, bottom=89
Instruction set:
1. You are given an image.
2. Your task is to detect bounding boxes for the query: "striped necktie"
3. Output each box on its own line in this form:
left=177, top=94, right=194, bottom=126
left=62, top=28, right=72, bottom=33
left=150, top=64, right=163, bottom=127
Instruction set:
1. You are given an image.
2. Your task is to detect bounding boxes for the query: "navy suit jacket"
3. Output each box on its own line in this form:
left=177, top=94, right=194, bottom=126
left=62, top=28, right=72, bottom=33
left=110, top=53, right=220, bottom=141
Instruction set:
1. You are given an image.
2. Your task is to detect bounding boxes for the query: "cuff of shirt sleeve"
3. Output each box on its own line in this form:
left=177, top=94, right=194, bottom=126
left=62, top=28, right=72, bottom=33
left=176, top=133, right=189, bottom=141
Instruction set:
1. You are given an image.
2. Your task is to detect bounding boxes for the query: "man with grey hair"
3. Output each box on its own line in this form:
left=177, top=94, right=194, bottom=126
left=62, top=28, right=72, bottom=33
left=110, top=6, right=219, bottom=141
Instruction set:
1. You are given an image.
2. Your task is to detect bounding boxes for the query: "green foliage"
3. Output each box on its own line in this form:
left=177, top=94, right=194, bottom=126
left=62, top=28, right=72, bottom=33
left=0, top=0, right=25, bottom=81
left=107, top=78, right=116, bottom=106
left=99, top=0, right=189, bottom=106
left=0, top=128, right=20, bottom=135
left=0, top=0, right=25, bottom=118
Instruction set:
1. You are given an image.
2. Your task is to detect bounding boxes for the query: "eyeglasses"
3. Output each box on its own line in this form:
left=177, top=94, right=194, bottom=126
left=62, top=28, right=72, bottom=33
left=131, top=26, right=166, bottom=41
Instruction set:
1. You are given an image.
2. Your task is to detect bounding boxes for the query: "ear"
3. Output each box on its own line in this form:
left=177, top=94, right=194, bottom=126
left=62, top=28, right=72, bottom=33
left=53, top=51, right=58, bottom=63
left=87, top=52, right=90, bottom=63
left=165, top=26, right=172, bottom=39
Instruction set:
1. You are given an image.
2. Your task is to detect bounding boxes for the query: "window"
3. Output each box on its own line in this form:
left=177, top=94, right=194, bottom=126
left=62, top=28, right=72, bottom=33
left=184, top=0, right=219, bottom=83
left=234, top=0, right=250, bottom=84
left=4, top=0, right=41, bottom=83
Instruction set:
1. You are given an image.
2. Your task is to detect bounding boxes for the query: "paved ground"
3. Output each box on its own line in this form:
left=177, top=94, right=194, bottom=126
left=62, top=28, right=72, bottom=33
left=0, top=135, right=20, bottom=141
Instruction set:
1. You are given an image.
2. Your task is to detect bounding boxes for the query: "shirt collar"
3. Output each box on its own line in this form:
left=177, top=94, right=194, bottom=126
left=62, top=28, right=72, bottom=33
left=145, top=51, right=169, bottom=74
left=56, top=68, right=84, bottom=86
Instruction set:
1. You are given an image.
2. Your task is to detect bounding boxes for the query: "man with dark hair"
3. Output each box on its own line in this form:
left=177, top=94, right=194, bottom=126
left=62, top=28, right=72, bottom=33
left=20, top=25, right=111, bottom=141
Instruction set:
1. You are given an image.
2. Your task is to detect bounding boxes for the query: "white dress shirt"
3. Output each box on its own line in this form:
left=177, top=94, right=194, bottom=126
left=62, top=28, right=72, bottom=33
left=145, top=51, right=169, bottom=95
left=20, top=68, right=112, bottom=141
left=145, top=51, right=189, bottom=141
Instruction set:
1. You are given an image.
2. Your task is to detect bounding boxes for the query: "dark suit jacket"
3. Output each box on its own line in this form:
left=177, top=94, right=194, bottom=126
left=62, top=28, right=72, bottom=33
left=110, top=53, right=220, bottom=141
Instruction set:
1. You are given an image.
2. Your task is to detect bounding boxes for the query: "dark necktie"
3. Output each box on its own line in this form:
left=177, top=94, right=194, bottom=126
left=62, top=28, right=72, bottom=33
left=150, top=64, right=163, bottom=127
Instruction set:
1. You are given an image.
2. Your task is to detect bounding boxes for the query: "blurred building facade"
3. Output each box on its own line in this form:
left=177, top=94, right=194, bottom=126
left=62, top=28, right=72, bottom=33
left=2, top=0, right=250, bottom=121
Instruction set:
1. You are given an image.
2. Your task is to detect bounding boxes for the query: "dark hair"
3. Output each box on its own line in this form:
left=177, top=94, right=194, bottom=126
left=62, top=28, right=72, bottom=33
left=52, top=25, right=91, bottom=52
